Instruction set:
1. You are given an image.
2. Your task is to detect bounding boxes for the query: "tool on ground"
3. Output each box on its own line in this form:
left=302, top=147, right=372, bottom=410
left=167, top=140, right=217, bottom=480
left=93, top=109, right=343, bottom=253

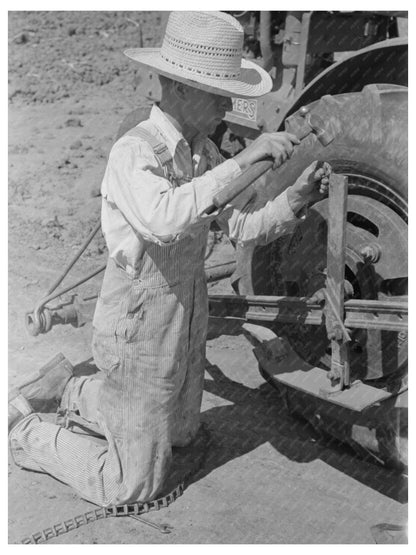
left=203, top=106, right=336, bottom=214
left=25, top=221, right=105, bottom=337
left=129, top=514, right=173, bottom=534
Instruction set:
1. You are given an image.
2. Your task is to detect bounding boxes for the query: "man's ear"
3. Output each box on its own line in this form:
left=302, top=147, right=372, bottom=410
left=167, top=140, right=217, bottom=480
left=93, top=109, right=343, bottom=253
left=172, top=81, right=188, bottom=101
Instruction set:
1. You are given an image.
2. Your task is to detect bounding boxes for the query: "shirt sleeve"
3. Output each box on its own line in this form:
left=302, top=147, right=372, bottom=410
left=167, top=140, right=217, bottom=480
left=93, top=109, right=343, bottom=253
left=215, top=169, right=302, bottom=247
left=101, top=135, right=242, bottom=245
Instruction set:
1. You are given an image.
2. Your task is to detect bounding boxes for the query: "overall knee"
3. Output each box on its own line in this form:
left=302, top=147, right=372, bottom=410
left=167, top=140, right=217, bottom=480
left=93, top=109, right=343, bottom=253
left=107, top=441, right=172, bottom=506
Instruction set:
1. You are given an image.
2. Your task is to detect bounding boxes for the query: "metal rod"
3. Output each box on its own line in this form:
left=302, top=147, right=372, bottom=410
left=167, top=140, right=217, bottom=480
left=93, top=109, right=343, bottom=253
left=205, top=260, right=236, bottom=283
left=44, top=221, right=101, bottom=296
left=38, top=264, right=106, bottom=307
left=259, top=11, right=273, bottom=72
left=208, top=294, right=407, bottom=332
left=326, top=174, right=350, bottom=388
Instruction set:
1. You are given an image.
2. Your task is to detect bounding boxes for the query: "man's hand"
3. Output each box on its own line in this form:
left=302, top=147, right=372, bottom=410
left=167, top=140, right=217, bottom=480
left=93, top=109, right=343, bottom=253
left=234, top=132, right=301, bottom=172
left=286, top=161, right=332, bottom=215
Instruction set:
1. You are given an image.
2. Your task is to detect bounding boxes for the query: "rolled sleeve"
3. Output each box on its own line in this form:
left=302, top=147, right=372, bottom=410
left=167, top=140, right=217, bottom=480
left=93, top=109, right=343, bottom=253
left=196, top=158, right=243, bottom=216
left=217, top=186, right=302, bottom=247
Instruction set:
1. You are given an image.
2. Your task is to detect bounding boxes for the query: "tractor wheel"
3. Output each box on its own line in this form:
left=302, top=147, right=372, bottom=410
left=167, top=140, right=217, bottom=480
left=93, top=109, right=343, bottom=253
left=237, top=84, right=408, bottom=469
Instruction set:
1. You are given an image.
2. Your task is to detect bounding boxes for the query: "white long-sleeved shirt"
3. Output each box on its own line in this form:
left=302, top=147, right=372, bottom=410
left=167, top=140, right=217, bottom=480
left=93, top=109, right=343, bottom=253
left=101, top=105, right=300, bottom=276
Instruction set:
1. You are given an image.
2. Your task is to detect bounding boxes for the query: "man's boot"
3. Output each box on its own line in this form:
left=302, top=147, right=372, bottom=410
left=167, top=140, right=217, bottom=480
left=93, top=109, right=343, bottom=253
left=8, top=352, right=73, bottom=432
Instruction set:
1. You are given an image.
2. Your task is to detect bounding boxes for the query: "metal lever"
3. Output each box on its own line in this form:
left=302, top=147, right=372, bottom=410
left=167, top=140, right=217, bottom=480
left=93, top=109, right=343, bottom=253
left=321, top=173, right=351, bottom=394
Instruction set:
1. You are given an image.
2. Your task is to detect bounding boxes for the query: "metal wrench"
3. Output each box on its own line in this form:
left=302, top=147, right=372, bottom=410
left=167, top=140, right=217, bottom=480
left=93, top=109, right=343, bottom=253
left=130, top=514, right=173, bottom=534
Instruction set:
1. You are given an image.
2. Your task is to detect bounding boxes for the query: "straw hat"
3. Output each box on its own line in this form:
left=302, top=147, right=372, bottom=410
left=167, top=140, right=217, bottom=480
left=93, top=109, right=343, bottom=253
left=124, top=11, right=272, bottom=99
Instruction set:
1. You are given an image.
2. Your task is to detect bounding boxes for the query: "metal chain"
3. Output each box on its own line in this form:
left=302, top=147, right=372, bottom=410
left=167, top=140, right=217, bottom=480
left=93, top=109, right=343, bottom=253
left=20, top=424, right=211, bottom=544
left=21, top=483, right=184, bottom=544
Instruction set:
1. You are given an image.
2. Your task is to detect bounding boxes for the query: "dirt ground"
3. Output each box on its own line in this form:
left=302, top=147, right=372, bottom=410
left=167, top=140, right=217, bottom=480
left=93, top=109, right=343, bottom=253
left=8, top=11, right=408, bottom=544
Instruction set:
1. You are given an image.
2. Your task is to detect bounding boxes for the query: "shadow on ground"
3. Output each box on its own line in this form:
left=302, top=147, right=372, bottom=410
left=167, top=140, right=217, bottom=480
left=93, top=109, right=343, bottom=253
left=171, top=360, right=407, bottom=505
left=26, top=355, right=407, bottom=507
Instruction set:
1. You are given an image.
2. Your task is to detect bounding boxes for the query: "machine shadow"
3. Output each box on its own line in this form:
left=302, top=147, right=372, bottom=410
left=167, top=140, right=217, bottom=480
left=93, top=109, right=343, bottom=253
left=185, top=360, right=407, bottom=504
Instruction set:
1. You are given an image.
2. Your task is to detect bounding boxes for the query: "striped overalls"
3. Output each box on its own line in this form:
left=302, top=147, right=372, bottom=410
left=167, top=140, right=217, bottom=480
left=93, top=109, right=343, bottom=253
left=10, top=120, right=213, bottom=506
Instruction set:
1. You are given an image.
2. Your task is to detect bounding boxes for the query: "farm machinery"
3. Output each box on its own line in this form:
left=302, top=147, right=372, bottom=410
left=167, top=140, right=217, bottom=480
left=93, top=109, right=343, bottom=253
left=26, top=11, right=408, bottom=470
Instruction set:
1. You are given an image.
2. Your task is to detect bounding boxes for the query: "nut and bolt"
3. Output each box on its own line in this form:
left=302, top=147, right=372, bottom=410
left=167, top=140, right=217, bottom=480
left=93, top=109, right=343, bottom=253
left=327, top=325, right=343, bottom=342
left=360, top=243, right=381, bottom=263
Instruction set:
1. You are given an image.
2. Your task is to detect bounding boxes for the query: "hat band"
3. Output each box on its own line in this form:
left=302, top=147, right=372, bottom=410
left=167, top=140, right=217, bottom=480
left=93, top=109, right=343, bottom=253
left=164, top=33, right=241, bottom=58
left=160, top=52, right=240, bottom=80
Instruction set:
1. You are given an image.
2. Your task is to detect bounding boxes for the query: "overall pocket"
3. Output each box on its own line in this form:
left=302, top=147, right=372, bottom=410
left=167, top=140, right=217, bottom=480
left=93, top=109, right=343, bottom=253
left=115, top=286, right=147, bottom=343
left=92, top=282, right=131, bottom=373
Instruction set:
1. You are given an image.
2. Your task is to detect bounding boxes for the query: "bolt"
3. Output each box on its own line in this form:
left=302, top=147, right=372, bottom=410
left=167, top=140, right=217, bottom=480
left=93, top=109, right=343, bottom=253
left=360, top=243, right=381, bottom=263
left=327, top=325, right=343, bottom=342
left=328, top=367, right=341, bottom=381
left=311, top=413, right=322, bottom=429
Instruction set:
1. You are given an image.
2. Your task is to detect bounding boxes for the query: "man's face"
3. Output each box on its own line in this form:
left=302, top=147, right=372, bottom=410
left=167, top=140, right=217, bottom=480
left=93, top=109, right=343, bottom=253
left=181, top=86, right=232, bottom=137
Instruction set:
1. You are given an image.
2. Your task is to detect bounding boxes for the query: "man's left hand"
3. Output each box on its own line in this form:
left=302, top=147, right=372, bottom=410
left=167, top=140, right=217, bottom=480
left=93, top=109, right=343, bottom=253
left=286, top=161, right=332, bottom=215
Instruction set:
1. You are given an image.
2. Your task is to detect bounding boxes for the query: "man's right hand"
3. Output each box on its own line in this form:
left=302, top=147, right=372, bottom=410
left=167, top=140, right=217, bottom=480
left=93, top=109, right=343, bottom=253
left=233, top=132, right=300, bottom=172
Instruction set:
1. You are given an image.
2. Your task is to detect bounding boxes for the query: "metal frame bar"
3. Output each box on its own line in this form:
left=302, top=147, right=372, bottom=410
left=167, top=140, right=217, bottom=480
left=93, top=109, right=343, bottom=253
left=208, top=296, right=407, bottom=331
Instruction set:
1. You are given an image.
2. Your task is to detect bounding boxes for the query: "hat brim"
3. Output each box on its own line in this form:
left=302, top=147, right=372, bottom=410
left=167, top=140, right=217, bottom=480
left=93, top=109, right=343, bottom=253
left=124, top=48, right=272, bottom=99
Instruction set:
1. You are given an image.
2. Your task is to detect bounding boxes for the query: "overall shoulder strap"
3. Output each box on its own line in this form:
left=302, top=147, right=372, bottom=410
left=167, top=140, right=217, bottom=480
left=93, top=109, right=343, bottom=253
left=124, top=126, right=172, bottom=168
